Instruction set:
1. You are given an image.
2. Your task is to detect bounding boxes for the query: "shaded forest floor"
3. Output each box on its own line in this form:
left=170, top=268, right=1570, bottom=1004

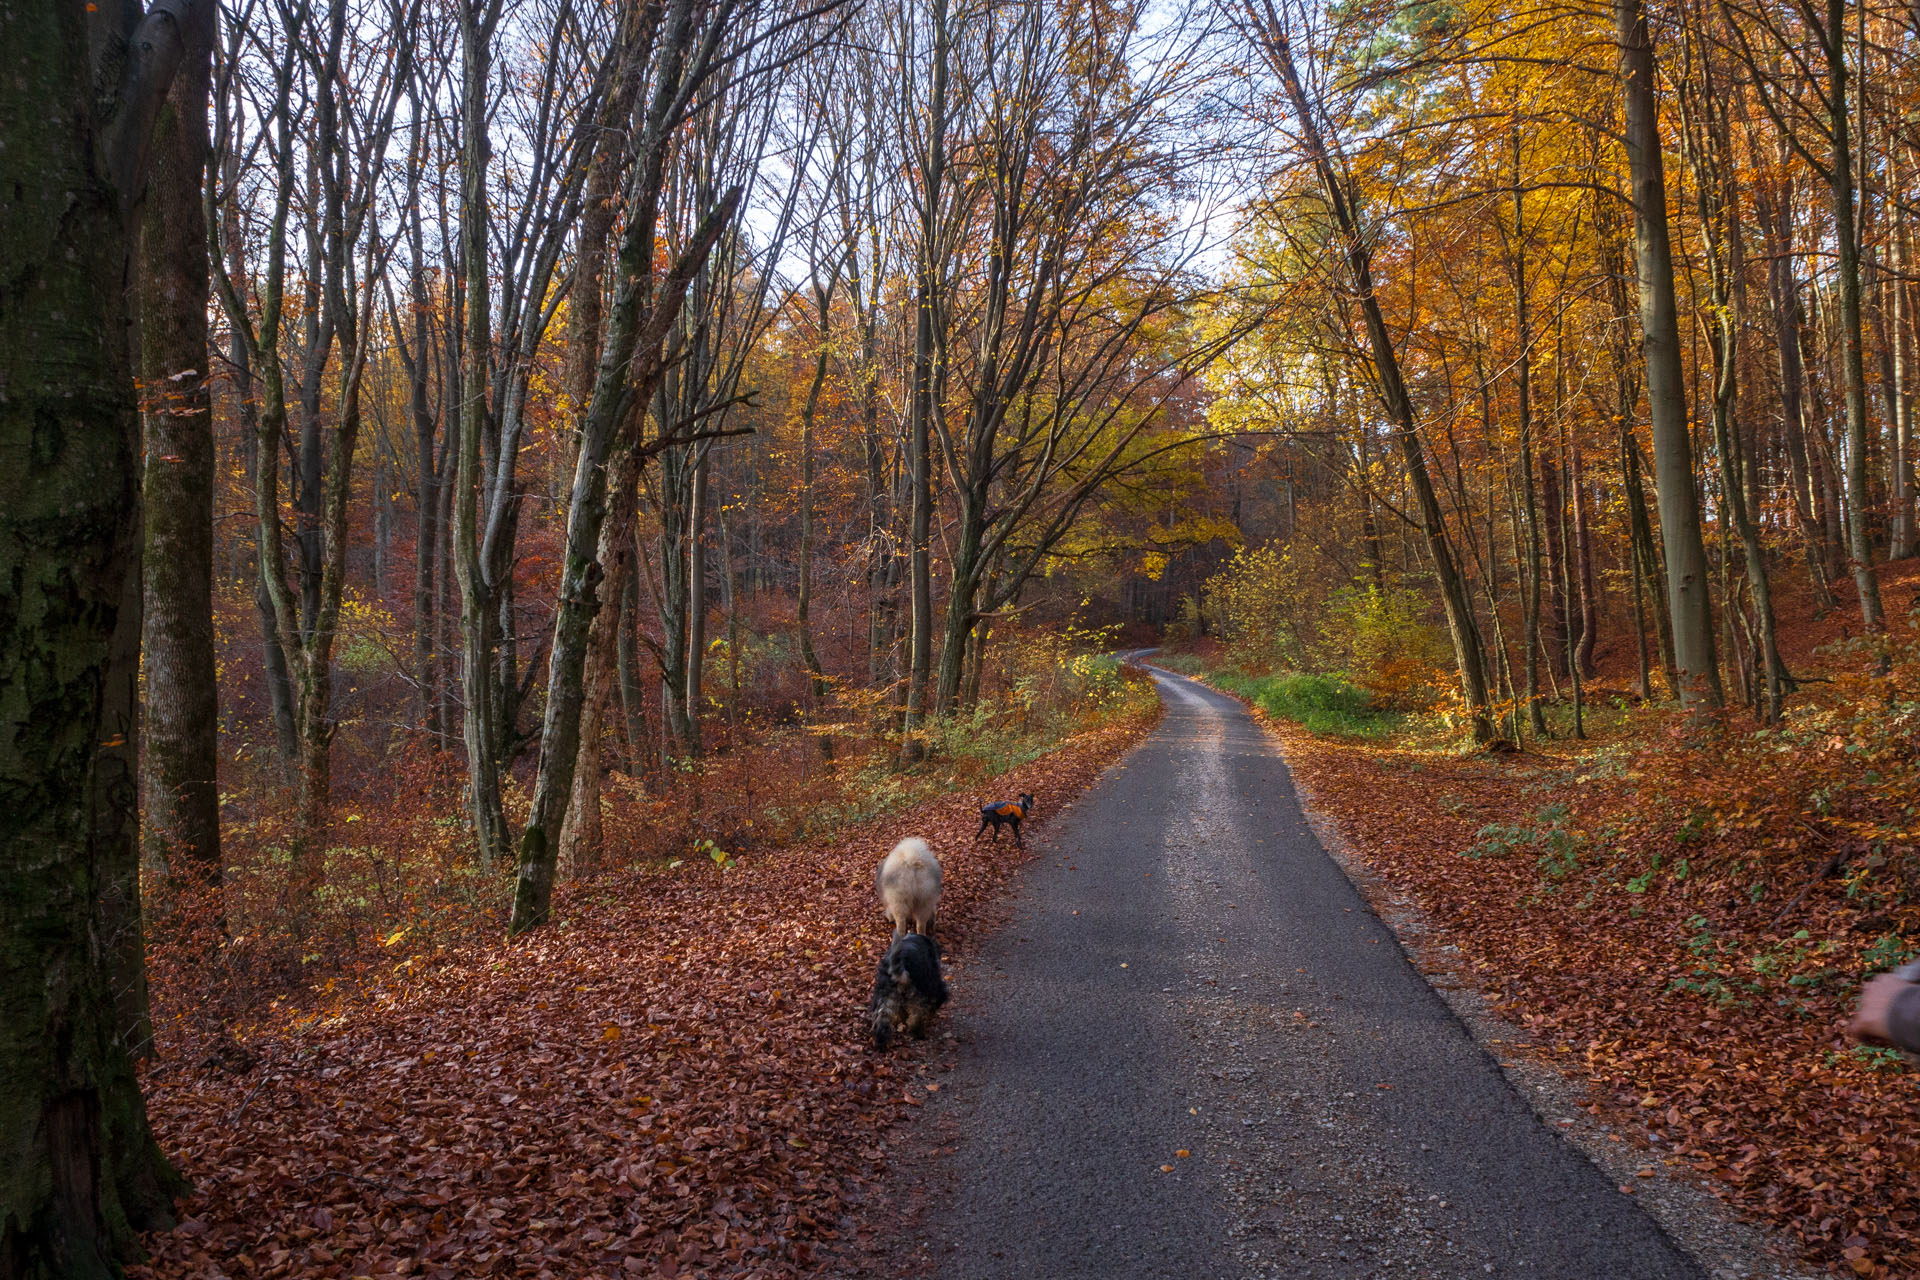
left=1185, top=561, right=1920, bottom=1279
left=130, top=704, right=1159, bottom=1280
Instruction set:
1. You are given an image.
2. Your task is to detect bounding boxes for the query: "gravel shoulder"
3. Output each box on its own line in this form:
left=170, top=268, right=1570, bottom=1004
left=853, top=669, right=1720, bottom=1279
left=1279, top=706, right=1821, bottom=1280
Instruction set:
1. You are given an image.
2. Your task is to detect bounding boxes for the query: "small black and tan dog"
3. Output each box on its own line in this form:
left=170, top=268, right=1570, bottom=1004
left=977, top=792, right=1035, bottom=847
left=870, top=932, right=949, bottom=1049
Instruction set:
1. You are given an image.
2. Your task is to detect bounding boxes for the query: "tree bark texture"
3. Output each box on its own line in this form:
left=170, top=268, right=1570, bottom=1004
left=1, top=3, right=191, bottom=1271
left=136, top=0, right=222, bottom=898
left=1618, top=0, right=1724, bottom=709
left=557, top=445, right=643, bottom=876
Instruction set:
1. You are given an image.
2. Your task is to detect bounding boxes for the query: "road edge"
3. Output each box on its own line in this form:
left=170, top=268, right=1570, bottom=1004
left=1147, top=664, right=1819, bottom=1280
left=819, top=692, right=1170, bottom=1279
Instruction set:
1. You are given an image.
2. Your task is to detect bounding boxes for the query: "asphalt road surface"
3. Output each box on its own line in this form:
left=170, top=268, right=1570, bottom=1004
left=882, top=667, right=1703, bottom=1280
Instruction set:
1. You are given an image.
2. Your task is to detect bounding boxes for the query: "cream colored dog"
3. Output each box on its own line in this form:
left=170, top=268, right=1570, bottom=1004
left=876, top=836, right=942, bottom=940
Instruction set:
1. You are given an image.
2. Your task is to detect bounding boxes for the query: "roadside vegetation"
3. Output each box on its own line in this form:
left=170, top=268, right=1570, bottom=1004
left=164, top=628, right=1158, bottom=1048
left=138, top=644, right=1158, bottom=1279
left=1159, top=563, right=1920, bottom=1275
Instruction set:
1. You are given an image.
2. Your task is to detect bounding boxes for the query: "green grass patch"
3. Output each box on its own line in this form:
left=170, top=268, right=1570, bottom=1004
left=1208, top=671, right=1402, bottom=738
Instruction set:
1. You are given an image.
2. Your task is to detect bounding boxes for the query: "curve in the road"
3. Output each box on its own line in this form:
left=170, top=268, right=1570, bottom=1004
left=882, top=667, right=1704, bottom=1280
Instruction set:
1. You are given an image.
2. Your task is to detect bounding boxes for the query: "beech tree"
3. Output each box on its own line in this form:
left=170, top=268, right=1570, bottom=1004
left=210, top=0, right=413, bottom=878
left=506, top=0, right=840, bottom=934
left=137, top=0, right=222, bottom=903
left=448, top=0, right=615, bottom=867
left=1618, top=0, right=1724, bottom=709
left=1, top=1, right=197, bottom=1271
left=1234, top=0, right=1499, bottom=742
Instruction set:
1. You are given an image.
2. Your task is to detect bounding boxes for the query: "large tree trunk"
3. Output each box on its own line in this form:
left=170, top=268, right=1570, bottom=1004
left=561, top=123, right=619, bottom=504
left=1, top=4, right=189, bottom=1269
left=1618, top=0, right=1723, bottom=709
left=137, top=0, right=222, bottom=903
left=934, top=520, right=984, bottom=715
left=965, top=599, right=991, bottom=708
left=552, top=119, right=628, bottom=874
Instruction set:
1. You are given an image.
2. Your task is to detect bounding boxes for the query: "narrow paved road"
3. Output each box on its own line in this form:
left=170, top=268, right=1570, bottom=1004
left=885, top=668, right=1703, bottom=1280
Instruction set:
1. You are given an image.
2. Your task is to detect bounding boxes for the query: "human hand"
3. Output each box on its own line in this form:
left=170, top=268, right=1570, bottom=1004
left=1848, top=972, right=1911, bottom=1045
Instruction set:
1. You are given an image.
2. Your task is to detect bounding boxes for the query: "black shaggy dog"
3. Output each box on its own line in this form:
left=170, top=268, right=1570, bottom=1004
left=869, top=932, right=949, bottom=1049
left=977, top=792, right=1035, bottom=847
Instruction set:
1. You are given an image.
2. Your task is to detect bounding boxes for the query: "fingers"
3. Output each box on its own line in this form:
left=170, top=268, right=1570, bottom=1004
left=1849, top=972, right=1906, bottom=1044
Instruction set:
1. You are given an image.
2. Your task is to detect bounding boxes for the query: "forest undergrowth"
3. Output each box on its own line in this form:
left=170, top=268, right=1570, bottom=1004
left=1176, top=564, right=1920, bottom=1278
left=131, top=657, right=1158, bottom=1280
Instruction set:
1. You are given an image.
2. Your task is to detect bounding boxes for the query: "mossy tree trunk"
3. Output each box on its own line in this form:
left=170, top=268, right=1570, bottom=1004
left=2, top=2, right=196, bottom=1272
left=136, top=0, right=222, bottom=914
left=1618, top=0, right=1724, bottom=710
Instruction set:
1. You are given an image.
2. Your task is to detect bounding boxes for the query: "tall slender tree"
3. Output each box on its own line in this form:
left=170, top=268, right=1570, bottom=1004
left=1237, top=0, right=1497, bottom=742
left=1618, top=0, right=1724, bottom=709
left=137, top=0, right=222, bottom=903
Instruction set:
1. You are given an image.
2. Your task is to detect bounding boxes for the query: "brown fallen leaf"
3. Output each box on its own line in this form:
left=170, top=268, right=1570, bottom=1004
left=131, top=712, right=1161, bottom=1280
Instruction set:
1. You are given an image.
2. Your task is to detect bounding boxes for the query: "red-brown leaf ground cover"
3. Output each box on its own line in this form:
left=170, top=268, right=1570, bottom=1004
left=130, top=706, right=1157, bottom=1280
left=1229, top=573, right=1920, bottom=1279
